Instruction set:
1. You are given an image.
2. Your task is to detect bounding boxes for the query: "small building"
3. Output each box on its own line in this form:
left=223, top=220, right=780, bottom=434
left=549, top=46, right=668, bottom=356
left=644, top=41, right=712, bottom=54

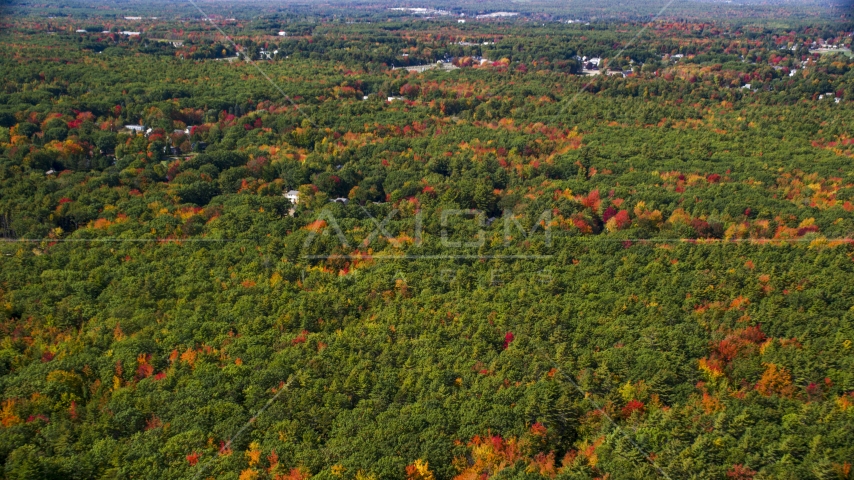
left=285, top=190, right=300, bottom=205
left=124, top=124, right=145, bottom=133
left=278, top=31, right=287, bottom=36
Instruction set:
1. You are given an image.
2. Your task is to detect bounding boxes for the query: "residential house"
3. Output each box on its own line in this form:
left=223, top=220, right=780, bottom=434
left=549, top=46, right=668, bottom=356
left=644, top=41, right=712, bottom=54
left=285, top=190, right=300, bottom=205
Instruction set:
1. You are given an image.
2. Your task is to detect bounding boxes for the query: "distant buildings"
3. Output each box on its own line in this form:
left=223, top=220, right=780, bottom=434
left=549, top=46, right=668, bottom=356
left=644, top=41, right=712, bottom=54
left=456, top=41, right=494, bottom=46
left=475, top=12, right=519, bottom=19
left=388, top=7, right=453, bottom=16
left=124, top=125, right=197, bottom=137
left=818, top=93, right=841, bottom=103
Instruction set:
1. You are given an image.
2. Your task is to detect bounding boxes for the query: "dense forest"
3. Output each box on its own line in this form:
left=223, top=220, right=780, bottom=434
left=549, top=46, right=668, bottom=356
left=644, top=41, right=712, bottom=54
left=2, top=1, right=854, bottom=479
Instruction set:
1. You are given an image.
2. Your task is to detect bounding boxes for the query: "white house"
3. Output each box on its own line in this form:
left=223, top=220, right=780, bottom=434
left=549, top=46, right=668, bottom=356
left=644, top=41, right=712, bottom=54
left=285, top=190, right=300, bottom=205
left=124, top=124, right=145, bottom=133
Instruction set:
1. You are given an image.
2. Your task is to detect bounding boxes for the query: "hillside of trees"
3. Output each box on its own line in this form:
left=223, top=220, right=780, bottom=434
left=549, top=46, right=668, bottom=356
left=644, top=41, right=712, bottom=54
left=2, top=5, right=854, bottom=480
